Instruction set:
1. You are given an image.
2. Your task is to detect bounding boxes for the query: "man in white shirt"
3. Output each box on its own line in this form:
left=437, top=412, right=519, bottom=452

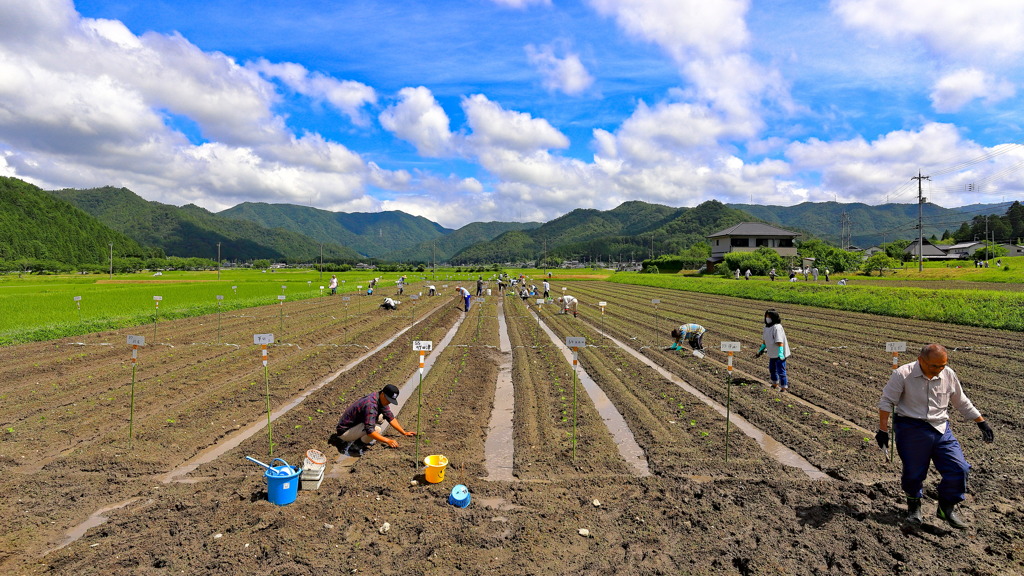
left=876, top=344, right=994, bottom=528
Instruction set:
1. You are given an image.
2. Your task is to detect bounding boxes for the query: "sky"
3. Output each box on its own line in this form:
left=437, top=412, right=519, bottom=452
left=1, top=0, right=1023, bottom=229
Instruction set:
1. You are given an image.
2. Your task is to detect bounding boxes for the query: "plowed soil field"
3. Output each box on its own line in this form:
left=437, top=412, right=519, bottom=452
left=1, top=281, right=1022, bottom=575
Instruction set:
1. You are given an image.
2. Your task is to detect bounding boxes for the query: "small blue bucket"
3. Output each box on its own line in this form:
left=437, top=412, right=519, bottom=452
left=448, top=484, right=471, bottom=508
left=265, top=458, right=301, bottom=506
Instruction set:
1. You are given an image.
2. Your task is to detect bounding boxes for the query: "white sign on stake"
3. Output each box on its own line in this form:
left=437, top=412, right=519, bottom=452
left=216, top=295, right=224, bottom=300
left=320, top=286, right=324, bottom=290
left=651, top=299, right=660, bottom=305
left=153, top=296, right=163, bottom=301
left=536, top=299, right=545, bottom=305
left=127, top=335, right=146, bottom=346
left=254, top=334, right=275, bottom=345
left=342, top=296, right=350, bottom=302
left=885, top=342, right=907, bottom=352
left=565, top=337, right=586, bottom=348
left=281, top=285, right=287, bottom=290
left=410, top=294, right=419, bottom=300
left=277, top=295, right=286, bottom=301
left=73, top=296, right=82, bottom=302
left=598, top=301, right=607, bottom=307
left=413, top=340, right=433, bottom=351
left=720, top=341, right=742, bottom=352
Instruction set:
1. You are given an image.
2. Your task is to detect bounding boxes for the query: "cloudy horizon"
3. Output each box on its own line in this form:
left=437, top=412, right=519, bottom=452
left=1, top=0, right=1023, bottom=228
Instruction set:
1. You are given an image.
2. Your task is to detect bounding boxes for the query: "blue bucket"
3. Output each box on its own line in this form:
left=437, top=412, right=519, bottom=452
left=264, top=458, right=301, bottom=506
left=448, top=484, right=471, bottom=508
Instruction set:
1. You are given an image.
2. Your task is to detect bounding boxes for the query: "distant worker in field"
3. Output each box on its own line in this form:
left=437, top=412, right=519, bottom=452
left=427, top=285, right=436, bottom=297
left=668, top=323, right=706, bottom=353
left=769, top=268, right=777, bottom=282
left=812, top=266, right=819, bottom=282
left=335, top=384, right=416, bottom=457
left=824, top=268, right=830, bottom=282
left=876, top=344, right=994, bottom=529
left=380, top=297, right=400, bottom=311
left=557, top=295, right=578, bottom=317
left=329, top=275, right=338, bottom=295
left=735, top=268, right=741, bottom=280
left=456, top=286, right=471, bottom=312
left=754, top=309, right=791, bottom=392
left=837, top=278, right=847, bottom=286
left=542, top=280, right=550, bottom=298
left=476, top=276, right=484, bottom=296
left=744, top=268, right=751, bottom=280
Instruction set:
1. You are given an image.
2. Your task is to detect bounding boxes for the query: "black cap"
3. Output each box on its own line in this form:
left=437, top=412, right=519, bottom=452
left=381, top=384, right=399, bottom=404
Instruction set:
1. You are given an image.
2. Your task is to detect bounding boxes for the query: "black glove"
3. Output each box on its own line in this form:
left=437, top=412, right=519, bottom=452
left=977, top=421, right=994, bottom=443
left=875, top=430, right=889, bottom=451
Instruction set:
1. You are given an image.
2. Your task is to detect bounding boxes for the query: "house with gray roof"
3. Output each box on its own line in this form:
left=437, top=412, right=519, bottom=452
left=705, top=222, right=800, bottom=270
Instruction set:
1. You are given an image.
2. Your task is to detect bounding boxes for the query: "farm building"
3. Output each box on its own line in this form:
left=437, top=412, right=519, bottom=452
left=705, top=222, right=800, bottom=272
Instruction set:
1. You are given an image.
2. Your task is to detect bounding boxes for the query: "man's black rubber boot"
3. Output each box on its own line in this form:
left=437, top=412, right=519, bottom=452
left=906, top=497, right=923, bottom=526
left=937, top=501, right=968, bottom=529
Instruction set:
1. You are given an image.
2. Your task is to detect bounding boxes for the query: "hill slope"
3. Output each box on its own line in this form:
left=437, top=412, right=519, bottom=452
left=452, top=200, right=749, bottom=263
left=0, top=177, right=148, bottom=263
left=219, top=203, right=450, bottom=258
left=49, top=187, right=360, bottom=261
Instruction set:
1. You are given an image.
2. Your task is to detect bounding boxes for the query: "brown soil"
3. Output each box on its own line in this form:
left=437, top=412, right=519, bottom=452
left=1, top=282, right=1021, bottom=575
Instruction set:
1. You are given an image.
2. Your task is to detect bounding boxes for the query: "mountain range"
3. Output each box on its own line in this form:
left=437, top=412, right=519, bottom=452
left=0, top=176, right=1013, bottom=265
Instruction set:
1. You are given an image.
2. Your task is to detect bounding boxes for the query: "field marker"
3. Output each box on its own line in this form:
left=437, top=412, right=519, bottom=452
left=126, top=335, right=145, bottom=448
left=73, top=295, right=82, bottom=323
left=886, top=341, right=906, bottom=370
left=215, top=295, right=224, bottom=343
left=255, top=333, right=275, bottom=456
left=412, top=340, right=433, bottom=469
left=153, top=296, right=162, bottom=342
left=277, top=295, right=286, bottom=333
left=232, top=285, right=237, bottom=295
left=566, top=337, right=586, bottom=462
left=651, top=299, right=660, bottom=346
left=721, top=341, right=741, bottom=462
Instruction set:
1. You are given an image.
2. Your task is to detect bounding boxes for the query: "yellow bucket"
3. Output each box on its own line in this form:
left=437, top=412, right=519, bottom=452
left=423, top=454, right=448, bottom=483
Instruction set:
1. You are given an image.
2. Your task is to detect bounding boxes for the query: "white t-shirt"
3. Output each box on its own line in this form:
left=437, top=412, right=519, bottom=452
left=762, top=324, right=791, bottom=359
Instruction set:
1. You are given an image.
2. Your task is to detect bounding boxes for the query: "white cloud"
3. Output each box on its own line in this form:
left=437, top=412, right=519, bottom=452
left=833, top=0, right=1024, bottom=62
left=463, top=94, right=569, bottom=153
left=0, top=0, right=385, bottom=213
left=379, top=87, right=455, bottom=157
left=250, top=59, right=377, bottom=126
left=588, top=0, right=750, bottom=60
left=525, top=44, right=595, bottom=96
left=930, top=68, right=1016, bottom=113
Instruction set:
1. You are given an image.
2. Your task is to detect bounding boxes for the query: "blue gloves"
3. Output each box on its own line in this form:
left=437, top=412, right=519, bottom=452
left=755, top=344, right=766, bottom=358
left=668, top=343, right=682, bottom=351
left=778, top=346, right=786, bottom=360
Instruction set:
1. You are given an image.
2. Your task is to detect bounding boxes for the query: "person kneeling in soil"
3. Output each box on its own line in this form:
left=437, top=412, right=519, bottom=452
left=380, top=297, right=400, bottom=311
left=876, top=343, right=994, bottom=529
left=668, top=323, right=706, bottom=353
left=335, top=385, right=416, bottom=457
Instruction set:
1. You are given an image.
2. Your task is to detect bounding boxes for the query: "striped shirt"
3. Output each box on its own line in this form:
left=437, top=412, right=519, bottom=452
left=336, top=393, right=395, bottom=435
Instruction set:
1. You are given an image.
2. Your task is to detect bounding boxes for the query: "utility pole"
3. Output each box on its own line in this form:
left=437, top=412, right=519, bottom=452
left=217, top=242, right=221, bottom=280
left=912, top=171, right=930, bottom=272
left=319, top=243, right=323, bottom=282
left=109, top=242, right=113, bottom=279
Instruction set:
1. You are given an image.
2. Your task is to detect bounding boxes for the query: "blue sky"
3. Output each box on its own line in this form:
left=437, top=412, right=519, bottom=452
left=2, top=0, right=1023, bottom=228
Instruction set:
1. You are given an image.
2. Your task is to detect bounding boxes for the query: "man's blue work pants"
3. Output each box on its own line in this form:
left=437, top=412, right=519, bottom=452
left=894, top=415, right=970, bottom=504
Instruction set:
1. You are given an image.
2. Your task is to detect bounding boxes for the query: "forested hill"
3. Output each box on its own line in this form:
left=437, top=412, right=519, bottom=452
left=49, top=186, right=361, bottom=262
left=391, top=220, right=540, bottom=262
left=0, top=177, right=148, bottom=264
left=451, top=200, right=750, bottom=263
left=727, top=201, right=1013, bottom=247
left=219, top=202, right=450, bottom=258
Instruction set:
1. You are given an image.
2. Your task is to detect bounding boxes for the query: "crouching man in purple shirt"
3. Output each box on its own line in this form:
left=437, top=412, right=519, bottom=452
left=336, top=384, right=416, bottom=457
left=876, top=344, right=994, bottom=528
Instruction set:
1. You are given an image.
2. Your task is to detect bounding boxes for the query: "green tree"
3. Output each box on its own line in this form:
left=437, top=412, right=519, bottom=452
left=252, top=259, right=271, bottom=270
left=972, top=243, right=1008, bottom=261
left=861, top=253, right=899, bottom=276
